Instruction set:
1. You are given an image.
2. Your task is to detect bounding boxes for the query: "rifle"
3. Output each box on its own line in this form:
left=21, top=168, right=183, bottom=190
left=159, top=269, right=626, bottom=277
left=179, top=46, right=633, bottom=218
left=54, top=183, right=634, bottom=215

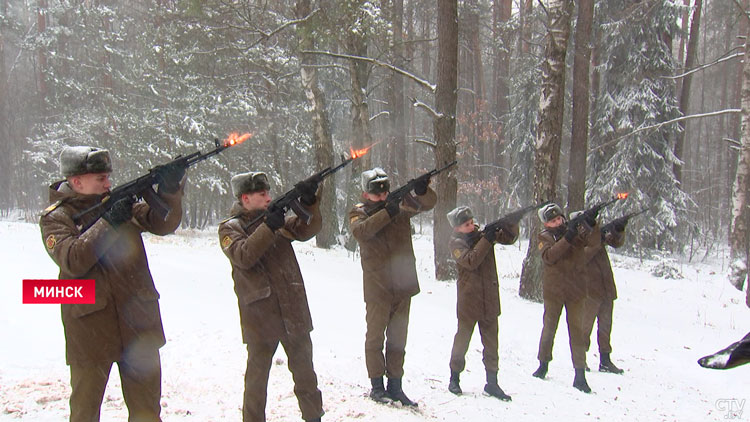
left=600, top=207, right=649, bottom=235
left=569, top=193, right=629, bottom=231
left=364, top=160, right=458, bottom=216
left=243, top=153, right=364, bottom=230
left=74, top=135, right=248, bottom=232
left=482, top=201, right=550, bottom=235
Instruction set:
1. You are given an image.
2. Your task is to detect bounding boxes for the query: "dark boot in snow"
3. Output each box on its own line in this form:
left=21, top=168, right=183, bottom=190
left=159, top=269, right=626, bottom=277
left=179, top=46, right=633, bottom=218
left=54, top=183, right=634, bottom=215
left=484, top=371, right=512, bottom=401
left=532, top=361, right=548, bottom=379
left=573, top=368, right=592, bottom=393
left=448, top=371, right=462, bottom=395
left=386, top=377, right=418, bottom=407
left=599, top=353, right=624, bottom=374
left=369, top=377, right=391, bottom=403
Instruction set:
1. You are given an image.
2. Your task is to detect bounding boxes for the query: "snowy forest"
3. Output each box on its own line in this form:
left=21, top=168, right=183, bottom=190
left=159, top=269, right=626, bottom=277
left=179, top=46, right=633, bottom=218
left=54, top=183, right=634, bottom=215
left=0, top=0, right=748, bottom=300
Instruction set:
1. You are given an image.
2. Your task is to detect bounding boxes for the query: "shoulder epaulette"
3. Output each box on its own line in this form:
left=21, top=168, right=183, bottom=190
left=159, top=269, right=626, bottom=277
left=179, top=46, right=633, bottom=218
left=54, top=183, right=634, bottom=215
left=41, top=200, right=64, bottom=217
left=219, top=215, right=241, bottom=225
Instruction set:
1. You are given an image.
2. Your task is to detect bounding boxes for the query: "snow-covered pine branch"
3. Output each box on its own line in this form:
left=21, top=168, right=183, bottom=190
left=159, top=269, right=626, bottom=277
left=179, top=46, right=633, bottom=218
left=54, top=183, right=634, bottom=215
left=301, top=50, right=436, bottom=93
left=592, top=109, right=742, bottom=152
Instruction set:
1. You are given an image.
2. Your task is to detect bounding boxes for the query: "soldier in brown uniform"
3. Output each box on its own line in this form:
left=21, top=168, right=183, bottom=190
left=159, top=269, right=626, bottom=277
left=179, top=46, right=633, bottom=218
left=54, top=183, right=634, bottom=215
left=573, top=210, right=627, bottom=374
left=40, top=146, right=185, bottom=422
left=348, top=167, right=436, bottom=407
left=445, top=206, right=517, bottom=401
left=531, top=203, right=600, bottom=393
left=218, top=172, right=323, bottom=422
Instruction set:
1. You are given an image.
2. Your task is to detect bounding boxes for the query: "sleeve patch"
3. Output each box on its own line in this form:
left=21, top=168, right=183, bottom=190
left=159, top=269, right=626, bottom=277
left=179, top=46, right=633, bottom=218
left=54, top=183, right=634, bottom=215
left=221, top=235, right=233, bottom=249
left=538, top=241, right=544, bottom=250
left=453, top=249, right=462, bottom=259
left=46, top=234, right=57, bottom=250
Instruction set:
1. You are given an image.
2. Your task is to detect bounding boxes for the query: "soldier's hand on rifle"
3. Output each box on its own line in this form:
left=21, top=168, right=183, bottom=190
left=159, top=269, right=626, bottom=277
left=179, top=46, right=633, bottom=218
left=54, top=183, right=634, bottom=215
left=483, top=228, right=496, bottom=243
left=584, top=211, right=598, bottom=227
left=577, top=222, right=592, bottom=238
left=414, top=177, right=430, bottom=196
left=295, top=180, right=318, bottom=206
left=385, top=198, right=401, bottom=217
left=155, top=162, right=186, bottom=194
left=564, top=221, right=579, bottom=243
left=103, top=196, right=136, bottom=228
left=264, top=205, right=285, bottom=231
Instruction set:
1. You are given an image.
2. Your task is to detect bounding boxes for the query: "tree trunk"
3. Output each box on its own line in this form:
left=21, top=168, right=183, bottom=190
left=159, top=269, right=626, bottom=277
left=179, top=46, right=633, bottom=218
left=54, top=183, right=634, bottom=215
left=519, top=0, right=533, bottom=55
left=729, top=23, right=750, bottom=291
left=519, top=0, right=574, bottom=302
left=676, top=0, right=690, bottom=97
left=387, top=0, right=407, bottom=181
left=433, top=0, right=459, bottom=281
left=566, top=0, right=594, bottom=212
left=36, top=0, right=48, bottom=109
left=493, top=0, right=512, bottom=172
left=344, top=28, right=374, bottom=251
left=0, top=2, right=9, bottom=209
left=296, top=0, right=337, bottom=248
left=674, top=0, right=702, bottom=185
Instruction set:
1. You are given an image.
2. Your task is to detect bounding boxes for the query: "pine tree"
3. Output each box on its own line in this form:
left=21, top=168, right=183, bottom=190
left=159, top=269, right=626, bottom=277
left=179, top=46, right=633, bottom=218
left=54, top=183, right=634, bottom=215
left=588, top=0, right=689, bottom=251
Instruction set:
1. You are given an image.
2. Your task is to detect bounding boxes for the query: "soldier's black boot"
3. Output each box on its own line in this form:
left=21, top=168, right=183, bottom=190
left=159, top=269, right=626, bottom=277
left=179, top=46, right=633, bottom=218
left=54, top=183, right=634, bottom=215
left=483, top=371, right=512, bottom=401
left=599, top=353, right=624, bottom=374
left=386, top=377, right=418, bottom=407
left=572, top=368, right=592, bottom=393
left=369, top=377, right=391, bottom=403
left=448, top=371, right=462, bottom=395
left=532, top=361, right=548, bottom=379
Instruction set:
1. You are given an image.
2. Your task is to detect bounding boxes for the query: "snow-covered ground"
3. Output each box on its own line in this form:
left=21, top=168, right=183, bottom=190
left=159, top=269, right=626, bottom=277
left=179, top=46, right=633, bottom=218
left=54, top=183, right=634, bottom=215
left=1, top=220, right=748, bottom=421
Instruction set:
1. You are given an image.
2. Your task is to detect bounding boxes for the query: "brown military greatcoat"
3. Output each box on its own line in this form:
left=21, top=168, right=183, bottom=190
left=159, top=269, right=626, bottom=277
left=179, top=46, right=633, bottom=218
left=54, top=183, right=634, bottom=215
left=538, top=223, right=601, bottom=303
left=218, top=201, right=321, bottom=342
left=40, top=181, right=183, bottom=365
left=348, top=189, right=437, bottom=303
left=449, top=224, right=518, bottom=322
left=582, top=230, right=625, bottom=301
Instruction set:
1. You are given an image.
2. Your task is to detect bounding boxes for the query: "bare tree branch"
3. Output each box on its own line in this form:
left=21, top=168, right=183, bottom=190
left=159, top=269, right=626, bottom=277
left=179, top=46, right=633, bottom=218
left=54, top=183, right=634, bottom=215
left=592, top=109, right=742, bottom=151
left=413, top=138, right=437, bottom=148
left=733, top=0, right=750, bottom=23
left=409, top=96, right=442, bottom=119
left=369, top=111, right=390, bottom=122
left=302, top=50, right=436, bottom=93
left=664, top=50, right=743, bottom=80
left=722, top=137, right=742, bottom=148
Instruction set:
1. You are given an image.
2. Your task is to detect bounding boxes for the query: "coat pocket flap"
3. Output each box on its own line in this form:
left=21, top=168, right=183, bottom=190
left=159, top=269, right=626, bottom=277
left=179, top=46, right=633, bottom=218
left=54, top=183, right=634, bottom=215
left=69, top=297, right=108, bottom=318
left=136, top=287, right=161, bottom=301
left=238, top=286, right=272, bottom=306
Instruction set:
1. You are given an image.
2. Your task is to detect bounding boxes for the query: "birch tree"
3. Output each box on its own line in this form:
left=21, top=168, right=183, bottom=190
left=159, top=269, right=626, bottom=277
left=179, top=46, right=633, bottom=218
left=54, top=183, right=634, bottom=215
left=519, top=0, right=575, bottom=301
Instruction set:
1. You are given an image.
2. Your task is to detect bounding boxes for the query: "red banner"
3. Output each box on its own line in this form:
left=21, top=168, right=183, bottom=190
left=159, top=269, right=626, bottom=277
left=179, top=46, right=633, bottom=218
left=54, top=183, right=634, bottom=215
left=23, top=279, right=96, bottom=304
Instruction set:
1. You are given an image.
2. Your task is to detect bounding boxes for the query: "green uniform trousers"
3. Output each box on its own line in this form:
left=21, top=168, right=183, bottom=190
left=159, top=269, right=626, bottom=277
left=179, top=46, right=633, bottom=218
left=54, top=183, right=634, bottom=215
left=537, top=295, right=599, bottom=369
left=365, top=297, right=411, bottom=379
left=449, top=317, right=499, bottom=373
left=585, top=299, right=615, bottom=354
left=69, top=349, right=161, bottom=422
left=243, top=332, right=323, bottom=422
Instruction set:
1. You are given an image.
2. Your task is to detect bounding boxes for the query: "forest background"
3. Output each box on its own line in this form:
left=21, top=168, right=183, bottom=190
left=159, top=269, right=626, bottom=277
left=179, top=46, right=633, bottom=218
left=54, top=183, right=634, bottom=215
left=0, top=0, right=748, bottom=300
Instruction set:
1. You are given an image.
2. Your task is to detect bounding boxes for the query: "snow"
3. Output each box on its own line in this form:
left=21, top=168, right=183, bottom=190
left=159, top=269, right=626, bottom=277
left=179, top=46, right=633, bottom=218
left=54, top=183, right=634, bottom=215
left=1, top=220, right=748, bottom=421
